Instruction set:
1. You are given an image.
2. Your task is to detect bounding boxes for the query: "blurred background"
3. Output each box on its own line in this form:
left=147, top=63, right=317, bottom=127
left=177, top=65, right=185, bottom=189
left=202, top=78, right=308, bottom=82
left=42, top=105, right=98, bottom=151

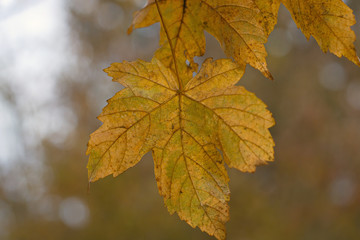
left=0, top=0, right=360, bottom=239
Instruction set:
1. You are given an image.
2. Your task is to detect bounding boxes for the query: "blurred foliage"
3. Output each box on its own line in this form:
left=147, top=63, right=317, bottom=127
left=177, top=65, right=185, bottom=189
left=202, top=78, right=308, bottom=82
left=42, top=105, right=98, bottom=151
left=1, top=0, right=360, bottom=239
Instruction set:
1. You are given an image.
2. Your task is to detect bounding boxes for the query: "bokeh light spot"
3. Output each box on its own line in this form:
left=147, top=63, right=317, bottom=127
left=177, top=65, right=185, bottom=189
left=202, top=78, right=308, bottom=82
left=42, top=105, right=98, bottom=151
left=267, top=28, right=293, bottom=57
left=59, top=197, right=89, bottom=228
left=318, top=62, right=346, bottom=91
left=96, top=2, right=124, bottom=31
left=68, top=0, right=98, bottom=15
left=346, top=81, right=360, bottom=110
left=329, top=177, right=355, bottom=206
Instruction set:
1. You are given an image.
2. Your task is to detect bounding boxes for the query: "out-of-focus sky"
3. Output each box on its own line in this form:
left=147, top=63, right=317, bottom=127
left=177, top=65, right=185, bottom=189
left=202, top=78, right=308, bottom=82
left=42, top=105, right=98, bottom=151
left=0, top=0, right=360, bottom=239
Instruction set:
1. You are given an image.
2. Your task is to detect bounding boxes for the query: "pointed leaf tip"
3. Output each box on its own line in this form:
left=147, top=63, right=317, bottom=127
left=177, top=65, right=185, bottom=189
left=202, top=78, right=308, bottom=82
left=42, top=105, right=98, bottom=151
left=282, top=0, right=360, bottom=66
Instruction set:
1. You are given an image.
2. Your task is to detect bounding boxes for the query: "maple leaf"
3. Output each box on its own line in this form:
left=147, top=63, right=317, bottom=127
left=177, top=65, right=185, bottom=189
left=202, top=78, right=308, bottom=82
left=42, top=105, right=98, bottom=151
left=128, top=0, right=281, bottom=81
left=282, top=0, right=360, bottom=66
left=86, top=0, right=360, bottom=238
left=87, top=57, right=275, bottom=240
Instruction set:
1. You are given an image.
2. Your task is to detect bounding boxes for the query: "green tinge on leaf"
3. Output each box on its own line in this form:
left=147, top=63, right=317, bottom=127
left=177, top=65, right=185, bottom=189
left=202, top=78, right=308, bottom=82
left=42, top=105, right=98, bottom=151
left=87, top=57, right=275, bottom=240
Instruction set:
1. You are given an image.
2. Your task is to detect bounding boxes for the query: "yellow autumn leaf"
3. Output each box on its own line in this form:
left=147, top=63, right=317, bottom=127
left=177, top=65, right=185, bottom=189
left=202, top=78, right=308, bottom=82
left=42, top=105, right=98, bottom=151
left=282, top=0, right=360, bottom=66
left=129, top=0, right=281, bottom=81
left=87, top=57, right=275, bottom=240
left=255, top=0, right=281, bottom=36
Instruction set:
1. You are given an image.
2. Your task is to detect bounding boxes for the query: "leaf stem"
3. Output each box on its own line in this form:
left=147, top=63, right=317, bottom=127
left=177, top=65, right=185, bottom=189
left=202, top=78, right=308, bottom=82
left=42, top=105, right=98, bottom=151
left=154, top=0, right=183, bottom=91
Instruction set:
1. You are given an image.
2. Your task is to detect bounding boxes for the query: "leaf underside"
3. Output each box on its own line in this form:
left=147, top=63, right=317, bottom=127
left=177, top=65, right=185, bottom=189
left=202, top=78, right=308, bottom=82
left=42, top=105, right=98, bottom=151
left=282, top=0, right=360, bottom=66
left=87, top=58, right=275, bottom=240
left=129, top=0, right=359, bottom=81
left=129, top=0, right=281, bottom=81
left=87, top=0, right=360, bottom=239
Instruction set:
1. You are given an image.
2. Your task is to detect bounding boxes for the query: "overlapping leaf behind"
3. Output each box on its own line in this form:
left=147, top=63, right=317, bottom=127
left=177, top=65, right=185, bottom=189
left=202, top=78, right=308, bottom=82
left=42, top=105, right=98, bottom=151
left=87, top=0, right=359, bottom=239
